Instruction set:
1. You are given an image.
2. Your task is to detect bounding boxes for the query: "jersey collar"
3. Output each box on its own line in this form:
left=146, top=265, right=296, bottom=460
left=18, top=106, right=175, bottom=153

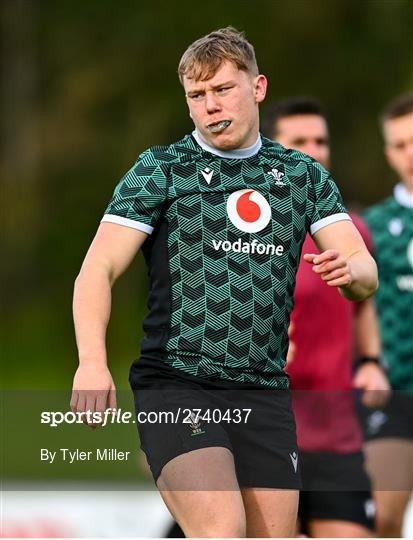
left=192, top=130, right=262, bottom=159
left=394, top=183, right=413, bottom=209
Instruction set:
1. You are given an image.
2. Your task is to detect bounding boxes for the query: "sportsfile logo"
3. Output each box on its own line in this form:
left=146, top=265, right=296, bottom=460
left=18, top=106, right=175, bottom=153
left=211, top=189, right=284, bottom=256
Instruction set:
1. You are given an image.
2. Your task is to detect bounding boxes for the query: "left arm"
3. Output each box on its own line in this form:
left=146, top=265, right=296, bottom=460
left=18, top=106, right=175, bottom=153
left=309, top=219, right=389, bottom=404
left=308, top=220, right=378, bottom=301
left=353, top=298, right=391, bottom=406
left=354, top=298, right=381, bottom=357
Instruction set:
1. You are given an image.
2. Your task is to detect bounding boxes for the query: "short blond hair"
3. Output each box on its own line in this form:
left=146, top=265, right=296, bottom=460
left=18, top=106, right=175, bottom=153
left=178, top=27, right=259, bottom=84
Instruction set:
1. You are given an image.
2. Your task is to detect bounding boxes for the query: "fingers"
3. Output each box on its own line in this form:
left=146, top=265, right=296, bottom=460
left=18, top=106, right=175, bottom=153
left=96, top=391, right=108, bottom=417
left=69, top=389, right=118, bottom=428
left=108, top=386, right=117, bottom=411
left=304, top=250, right=339, bottom=265
left=70, top=391, right=79, bottom=413
left=71, top=365, right=117, bottom=428
left=323, top=274, right=352, bottom=287
left=303, top=253, right=317, bottom=263
left=361, top=389, right=391, bottom=409
left=85, top=393, right=97, bottom=428
left=304, top=250, right=351, bottom=288
left=361, top=390, right=378, bottom=408
left=76, top=392, right=87, bottom=415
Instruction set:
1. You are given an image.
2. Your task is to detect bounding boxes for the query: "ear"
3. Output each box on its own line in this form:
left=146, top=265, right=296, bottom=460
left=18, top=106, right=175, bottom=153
left=254, top=74, right=267, bottom=104
left=185, top=97, right=193, bottom=119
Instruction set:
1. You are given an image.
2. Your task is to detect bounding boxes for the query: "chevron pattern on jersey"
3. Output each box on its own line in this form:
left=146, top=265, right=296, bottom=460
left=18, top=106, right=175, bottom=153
left=105, top=134, right=347, bottom=388
left=364, top=197, right=413, bottom=392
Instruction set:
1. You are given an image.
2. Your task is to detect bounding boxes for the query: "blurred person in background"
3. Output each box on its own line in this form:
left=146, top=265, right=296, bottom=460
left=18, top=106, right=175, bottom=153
left=70, top=27, right=379, bottom=538
left=262, top=97, right=390, bottom=538
left=360, top=93, right=413, bottom=538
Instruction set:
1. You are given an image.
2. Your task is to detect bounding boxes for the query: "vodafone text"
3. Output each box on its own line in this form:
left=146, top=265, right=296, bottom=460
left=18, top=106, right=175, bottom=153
left=212, top=238, right=284, bottom=256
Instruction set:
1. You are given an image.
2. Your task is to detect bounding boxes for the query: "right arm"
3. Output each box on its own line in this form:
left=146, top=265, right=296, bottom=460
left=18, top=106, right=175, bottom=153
left=71, top=223, right=148, bottom=421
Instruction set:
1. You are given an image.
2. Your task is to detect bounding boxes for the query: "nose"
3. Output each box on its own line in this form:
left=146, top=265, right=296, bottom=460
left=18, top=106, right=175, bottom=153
left=205, top=91, right=221, bottom=114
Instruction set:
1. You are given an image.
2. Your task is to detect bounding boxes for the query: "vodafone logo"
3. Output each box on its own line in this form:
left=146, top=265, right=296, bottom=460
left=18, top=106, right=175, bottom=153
left=226, top=189, right=271, bottom=233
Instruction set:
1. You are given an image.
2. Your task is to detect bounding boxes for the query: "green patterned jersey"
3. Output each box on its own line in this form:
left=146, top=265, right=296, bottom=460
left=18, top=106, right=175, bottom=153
left=103, top=132, right=348, bottom=387
left=364, top=184, right=413, bottom=392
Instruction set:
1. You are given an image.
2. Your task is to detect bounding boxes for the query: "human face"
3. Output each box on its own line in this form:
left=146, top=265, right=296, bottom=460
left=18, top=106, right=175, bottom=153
left=273, top=114, right=330, bottom=169
left=383, top=112, right=413, bottom=192
left=183, top=60, right=267, bottom=150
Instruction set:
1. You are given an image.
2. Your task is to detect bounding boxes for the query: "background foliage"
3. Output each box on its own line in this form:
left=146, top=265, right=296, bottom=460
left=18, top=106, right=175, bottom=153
left=2, top=0, right=413, bottom=390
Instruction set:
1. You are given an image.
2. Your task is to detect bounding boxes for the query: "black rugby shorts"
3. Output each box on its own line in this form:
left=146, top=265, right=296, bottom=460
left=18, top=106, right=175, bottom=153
left=298, top=451, right=375, bottom=531
left=129, top=357, right=301, bottom=490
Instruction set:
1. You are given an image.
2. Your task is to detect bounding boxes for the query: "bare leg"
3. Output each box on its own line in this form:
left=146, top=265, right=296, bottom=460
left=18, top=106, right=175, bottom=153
left=373, top=490, right=411, bottom=537
left=364, top=438, right=413, bottom=537
left=241, top=488, right=298, bottom=538
left=307, top=519, right=373, bottom=538
left=157, top=447, right=246, bottom=538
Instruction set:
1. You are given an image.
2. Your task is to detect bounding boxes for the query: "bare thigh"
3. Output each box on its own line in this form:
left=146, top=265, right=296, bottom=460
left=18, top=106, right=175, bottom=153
left=364, top=438, right=413, bottom=536
left=241, top=488, right=299, bottom=538
left=157, top=447, right=246, bottom=538
left=364, top=437, right=413, bottom=490
left=307, top=519, right=373, bottom=538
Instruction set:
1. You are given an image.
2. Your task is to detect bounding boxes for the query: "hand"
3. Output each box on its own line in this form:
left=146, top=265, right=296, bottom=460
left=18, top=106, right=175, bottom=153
left=304, top=250, right=352, bottom=288
left=352, top=363, right=392, bottom=408
left=70, top=363, right=117, bottom=428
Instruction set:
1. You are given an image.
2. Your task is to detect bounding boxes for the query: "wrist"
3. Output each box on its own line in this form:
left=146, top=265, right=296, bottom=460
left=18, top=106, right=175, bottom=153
left=78, top=354, right=108, bottom=367
left=354, top=355, right=387, bottom=371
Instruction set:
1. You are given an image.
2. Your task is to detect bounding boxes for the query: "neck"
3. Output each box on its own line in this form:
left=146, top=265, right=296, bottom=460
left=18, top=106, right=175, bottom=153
left=193, top=130, right=262, bottom=159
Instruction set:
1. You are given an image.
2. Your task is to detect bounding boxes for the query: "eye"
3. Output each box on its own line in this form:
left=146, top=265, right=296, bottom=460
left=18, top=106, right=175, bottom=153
left=188, top=93, right=204, bottom=102
left=216, top=86, right=231, bottom=94
left=394, top=142, right=406, bottom=151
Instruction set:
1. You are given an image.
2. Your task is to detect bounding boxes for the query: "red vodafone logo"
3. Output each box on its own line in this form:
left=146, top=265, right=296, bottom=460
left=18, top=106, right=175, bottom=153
left=226, top=189, right=271, bottom=233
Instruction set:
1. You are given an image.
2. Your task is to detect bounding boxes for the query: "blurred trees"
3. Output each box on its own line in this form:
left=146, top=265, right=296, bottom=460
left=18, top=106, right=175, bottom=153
left=1, top=0, right=412, bottom=388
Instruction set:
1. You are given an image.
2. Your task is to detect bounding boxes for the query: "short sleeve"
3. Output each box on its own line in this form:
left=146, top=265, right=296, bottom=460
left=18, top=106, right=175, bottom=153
left=307, top=161, right=350, bottom=236
left=101, top=150, right=167, bottom=235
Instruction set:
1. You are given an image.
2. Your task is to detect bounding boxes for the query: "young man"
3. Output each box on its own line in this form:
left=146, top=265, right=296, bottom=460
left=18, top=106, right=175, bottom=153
left=361, top=93, right=413, bottom=538
left=71, top=29, right=378, bottom=538
left=263, top=97, right=390, bottom=538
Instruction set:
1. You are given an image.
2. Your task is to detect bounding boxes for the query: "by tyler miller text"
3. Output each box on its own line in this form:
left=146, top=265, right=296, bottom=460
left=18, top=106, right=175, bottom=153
left=40, top=448, right=131, bottom=464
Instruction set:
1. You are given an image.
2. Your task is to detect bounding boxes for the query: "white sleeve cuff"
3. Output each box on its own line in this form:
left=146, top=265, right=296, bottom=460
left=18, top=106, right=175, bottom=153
left=310, top=213, right=351, bottom=235
left=101, top=214, right=154, bottom=234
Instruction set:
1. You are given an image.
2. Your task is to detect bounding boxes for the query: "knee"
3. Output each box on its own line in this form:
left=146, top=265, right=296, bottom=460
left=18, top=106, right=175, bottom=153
left=376, top=509, right=404, bottom=537
left=184, top=516, right=246, bottom=538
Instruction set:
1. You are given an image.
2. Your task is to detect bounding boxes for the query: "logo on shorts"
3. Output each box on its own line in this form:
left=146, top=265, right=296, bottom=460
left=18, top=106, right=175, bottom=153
left=188, top=411, right=205, bottom=437
left=364, top=499, right=376, bottom=520
left=289, top=451, right=298, bottom=473
left=366, top=410, right=388, bottom=436
left=226, top=189, right=271, bottom=233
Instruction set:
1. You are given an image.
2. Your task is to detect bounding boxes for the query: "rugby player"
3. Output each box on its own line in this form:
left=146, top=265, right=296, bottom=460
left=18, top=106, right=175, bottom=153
left=361, top=93, right=413, bottom=538
left=71, top=28, right=378, bottom=537
left=263, top=97, right=390, bottom=538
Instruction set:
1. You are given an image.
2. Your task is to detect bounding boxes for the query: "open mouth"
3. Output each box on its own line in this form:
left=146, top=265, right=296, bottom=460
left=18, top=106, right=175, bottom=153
left=207, top=120, right=231, bottom=133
